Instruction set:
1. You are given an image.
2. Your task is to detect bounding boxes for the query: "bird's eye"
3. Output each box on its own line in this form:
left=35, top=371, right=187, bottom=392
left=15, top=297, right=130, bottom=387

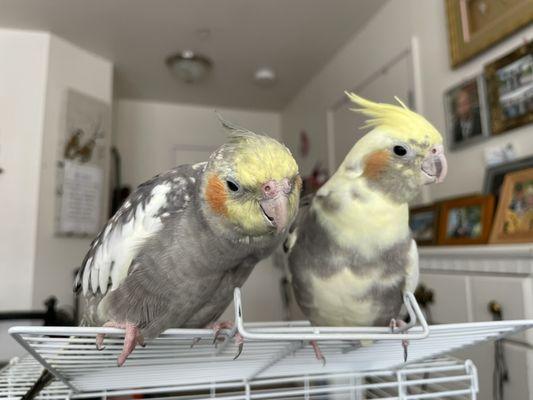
left=393, top=145, right=408, bottom=157
left=226, top=179, right=240, bottom=192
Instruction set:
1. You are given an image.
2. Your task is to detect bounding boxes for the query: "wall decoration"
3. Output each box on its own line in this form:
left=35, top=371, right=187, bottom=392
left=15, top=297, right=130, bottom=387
left=56, top=90, right=110, bottom=237
left=299, top=130, right=310, bottom=158
left=444, top=75, right=490, bottom=150
left=409, top=204, right=439, bottom=246
left=445, top=0, right=533, bottom=68
left=438, top=194, right=495, bottom=245
left=483, top=155, right=533, bottom=200
left=490, top=167, right=533, bottom=243
left=485, top=41, right=533, bottom=134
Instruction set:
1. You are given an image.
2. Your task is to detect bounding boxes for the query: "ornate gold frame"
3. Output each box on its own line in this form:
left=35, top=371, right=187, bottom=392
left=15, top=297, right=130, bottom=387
left=445, top=0, right=533, bottom=68
left=485, top=42, right=533, bottom=135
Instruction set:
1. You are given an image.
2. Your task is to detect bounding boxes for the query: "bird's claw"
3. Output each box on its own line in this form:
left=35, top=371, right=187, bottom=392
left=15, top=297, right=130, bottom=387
left=233, top=335, right=244, bottom=360
left=310, top=340, right=326, bottom=366
left=95, top=321, right=144, bottom=367
left=190, top=337, right=202, bottom=348
left=210, top=321, right=245, bottom=359
left=390, top=318, right=409, bottom=362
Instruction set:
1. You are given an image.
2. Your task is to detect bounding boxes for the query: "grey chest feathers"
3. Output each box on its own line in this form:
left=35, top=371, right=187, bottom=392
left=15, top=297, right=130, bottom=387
left=289, top=213, right=411, bottom=327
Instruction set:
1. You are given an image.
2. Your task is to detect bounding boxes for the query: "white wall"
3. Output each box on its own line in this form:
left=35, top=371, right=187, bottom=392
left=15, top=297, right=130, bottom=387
left=282, top=0, right=412, bottom=177
left=114, top=100, right=286, bottom=321
left=32, top=35, right=113, bottom=310
left=0, top=29, right=49, bottom=360
left=282, top=0, right=533, bottom=203
left=0, top=29, right=49, bottom=311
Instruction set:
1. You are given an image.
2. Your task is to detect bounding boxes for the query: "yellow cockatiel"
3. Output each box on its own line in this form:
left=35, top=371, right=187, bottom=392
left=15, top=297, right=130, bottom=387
left=286, top=93, right=447, bottom=362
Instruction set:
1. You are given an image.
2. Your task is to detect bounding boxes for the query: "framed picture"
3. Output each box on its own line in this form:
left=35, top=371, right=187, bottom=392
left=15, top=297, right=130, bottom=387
left=445, top=0, right=533, bottom=67
left=444, top=75, right=490, bottom=150
left=485, top=42, right=533, bottom=135
left=409, top=204, right=439, bottom=246
left=438, top=195, right=495, bottom=245
left=483, top=155, right=533, bottom=200
left=490, top=168, right=533, bottom=243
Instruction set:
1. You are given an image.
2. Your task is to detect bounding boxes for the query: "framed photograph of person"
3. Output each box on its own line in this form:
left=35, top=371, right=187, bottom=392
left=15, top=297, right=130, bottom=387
left=490, top=168, right=533, bottom=244
left=444, top=76, right=490, bottom=150
left=445, top=0, right=533, bottom=68
left=438, top=195, right=495, bottom=245
left=485, top=41, right=533, bottom=135
left=483, top=155, right=533, bottom=201
left=409, top=204, right=439, bottom=246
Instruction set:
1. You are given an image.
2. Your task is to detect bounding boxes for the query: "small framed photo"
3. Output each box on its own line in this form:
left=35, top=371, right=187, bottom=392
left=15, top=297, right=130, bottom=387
left=485, top=42, right=533, bottom=135
left=409, top=204, right=439, bottom=246
left=444, top=76, right=490, bottom=150
left=490, top=168, right=533, bottom=244
left=438, top=195, right=495, bottom=245
left=483, top=155, right=533, bottom=200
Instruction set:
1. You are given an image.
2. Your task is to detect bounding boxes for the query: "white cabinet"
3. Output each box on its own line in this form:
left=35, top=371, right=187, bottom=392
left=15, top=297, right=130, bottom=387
left=419, top=245, right=533, bottom=400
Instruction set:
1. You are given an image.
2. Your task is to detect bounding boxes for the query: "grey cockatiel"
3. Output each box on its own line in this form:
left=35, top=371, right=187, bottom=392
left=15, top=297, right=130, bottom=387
left=21, top=120, right=301, bottom=400
left=75, top=120, right=301, bottom=365
left=285, top=93, right=447, bottom=362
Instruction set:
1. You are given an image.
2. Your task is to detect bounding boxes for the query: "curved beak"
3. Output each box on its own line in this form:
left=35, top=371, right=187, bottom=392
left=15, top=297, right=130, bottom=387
left=259, top=179, right=291, bottom=233
left=421, top=144, right=448, bottom=184
left=260, top=195, right=289, bottom=233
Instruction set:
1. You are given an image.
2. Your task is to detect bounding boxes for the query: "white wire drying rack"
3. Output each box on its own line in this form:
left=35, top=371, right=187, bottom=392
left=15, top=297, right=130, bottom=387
left=1, top=355, right=478, bottom=399
left=3, top=288, right=533, bottom=399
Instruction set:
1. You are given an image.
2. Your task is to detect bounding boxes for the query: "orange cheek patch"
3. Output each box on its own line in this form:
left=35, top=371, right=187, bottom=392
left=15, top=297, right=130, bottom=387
left=205, top=175, right=228, bottom=216
left=363, top=150, right=390, bottom=181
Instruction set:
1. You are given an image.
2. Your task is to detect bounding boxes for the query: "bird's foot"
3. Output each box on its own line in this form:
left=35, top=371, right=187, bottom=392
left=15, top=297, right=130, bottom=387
left=310, top=340, right=326, bottom=366
left=95, top=321, right=144, bottom=367
left=210, top=320, right=235, bottom=344
left=190, top=337, right=202, bottom=348
left=209, top=320, right=244, bottom=359
left=389, top=318, right=409, bottom=362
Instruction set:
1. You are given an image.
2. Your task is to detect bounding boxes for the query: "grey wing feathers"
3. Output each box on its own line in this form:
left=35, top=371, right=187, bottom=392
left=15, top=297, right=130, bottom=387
left=74, top=162, right=206, bottom=296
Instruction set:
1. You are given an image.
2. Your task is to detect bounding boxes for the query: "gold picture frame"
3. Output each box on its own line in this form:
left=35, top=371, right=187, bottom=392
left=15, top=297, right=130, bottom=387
left=490, top=168, right=533, bottom=243
left=484, top=42, right=533, bottom=135
left=445, top=0, right=533, bottom=68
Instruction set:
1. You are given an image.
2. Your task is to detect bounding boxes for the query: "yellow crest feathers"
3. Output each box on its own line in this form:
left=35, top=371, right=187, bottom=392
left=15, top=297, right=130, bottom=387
left=345, top=91, right=442, bottom=143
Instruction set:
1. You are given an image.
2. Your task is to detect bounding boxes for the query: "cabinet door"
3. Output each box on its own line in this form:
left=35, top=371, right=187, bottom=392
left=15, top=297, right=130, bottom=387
left=419, top=273, right=470, bottom=323
left=470, top=275, right=530, bottom=343
left=455, top=342, right=531, bottom=400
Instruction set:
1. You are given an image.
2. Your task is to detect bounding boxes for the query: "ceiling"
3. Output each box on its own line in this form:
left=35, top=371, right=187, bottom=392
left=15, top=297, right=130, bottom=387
left=0, top=0, right=386, bottom=110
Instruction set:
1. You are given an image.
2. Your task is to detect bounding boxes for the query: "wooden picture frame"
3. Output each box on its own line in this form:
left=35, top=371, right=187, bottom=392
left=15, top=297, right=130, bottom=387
left=445, top=0, right=533, bottom=68
left=443, top=75, right=491, bottom=150
left=483, top=155, right=533, bottom=199
left=484, top=42, right=533, bottom=135
left=438, top=194, right=495, bottom=245
left=490, top=168, right=533, bottom=243
left=410, top=204, right=440, bottom=246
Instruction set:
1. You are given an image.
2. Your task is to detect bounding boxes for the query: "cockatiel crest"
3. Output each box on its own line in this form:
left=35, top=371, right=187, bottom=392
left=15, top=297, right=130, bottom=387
left=320, top=93, right=447, bottom=207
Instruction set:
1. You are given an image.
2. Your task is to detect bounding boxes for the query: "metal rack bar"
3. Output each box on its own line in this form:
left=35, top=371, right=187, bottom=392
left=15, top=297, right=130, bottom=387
left=233, top=289, right=430, bottom=341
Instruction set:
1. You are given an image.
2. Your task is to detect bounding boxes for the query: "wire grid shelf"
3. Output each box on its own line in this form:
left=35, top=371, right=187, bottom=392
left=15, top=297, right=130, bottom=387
left=1, top=355, right=478, bottom=399
left=3, top=289, right=533, bottom=398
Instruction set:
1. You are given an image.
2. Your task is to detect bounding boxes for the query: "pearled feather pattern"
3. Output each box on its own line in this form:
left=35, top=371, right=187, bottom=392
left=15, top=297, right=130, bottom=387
left=74, top=162, right=207, bottom=296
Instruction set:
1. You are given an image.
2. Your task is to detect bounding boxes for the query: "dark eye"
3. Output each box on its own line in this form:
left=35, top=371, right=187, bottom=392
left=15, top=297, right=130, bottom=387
left=226, top=179, right=240, bottom=192
left=393, top=145, right=408, bottom=157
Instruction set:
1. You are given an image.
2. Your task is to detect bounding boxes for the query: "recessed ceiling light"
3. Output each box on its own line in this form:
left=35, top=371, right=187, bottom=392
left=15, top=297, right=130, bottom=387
left=254, top=67, right=277, bottom=87
left=166, top=50, right=212, bottom=83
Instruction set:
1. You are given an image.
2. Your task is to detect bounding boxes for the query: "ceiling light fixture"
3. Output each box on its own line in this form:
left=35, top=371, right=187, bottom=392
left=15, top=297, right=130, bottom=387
left=254, top=67, right=277, bottom=87
left=166, top=50, right=212, bottom=84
